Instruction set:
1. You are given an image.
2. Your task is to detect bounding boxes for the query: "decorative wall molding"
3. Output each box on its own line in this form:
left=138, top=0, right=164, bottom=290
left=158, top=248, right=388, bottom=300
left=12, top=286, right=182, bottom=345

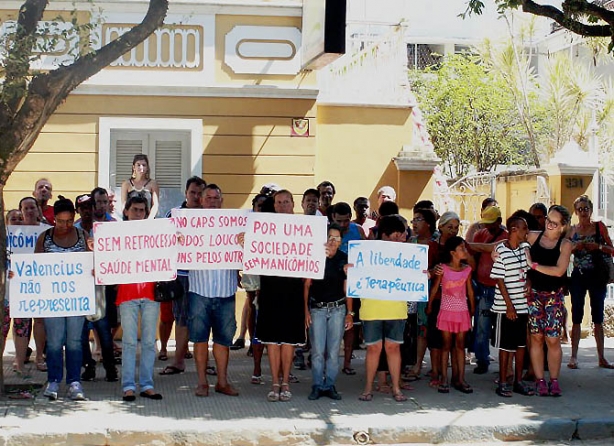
left=225, top=26, right=301, bottom=75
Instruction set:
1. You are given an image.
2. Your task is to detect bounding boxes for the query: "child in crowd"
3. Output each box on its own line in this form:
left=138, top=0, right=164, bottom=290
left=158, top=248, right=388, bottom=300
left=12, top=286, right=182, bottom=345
left=428, top=236, right=475, bottom=394
left=490, top=216, right=535, bottom=397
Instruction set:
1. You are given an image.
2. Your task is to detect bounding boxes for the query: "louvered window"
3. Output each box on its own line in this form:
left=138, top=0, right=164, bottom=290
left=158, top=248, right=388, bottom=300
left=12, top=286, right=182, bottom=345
left=110, top=130, right=190, bottom=217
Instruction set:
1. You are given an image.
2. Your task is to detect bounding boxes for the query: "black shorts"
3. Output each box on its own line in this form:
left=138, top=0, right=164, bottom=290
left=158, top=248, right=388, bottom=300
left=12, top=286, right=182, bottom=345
left=427, top=298, right=443, bottom=350
left=491, top=312, right=528, bottom=352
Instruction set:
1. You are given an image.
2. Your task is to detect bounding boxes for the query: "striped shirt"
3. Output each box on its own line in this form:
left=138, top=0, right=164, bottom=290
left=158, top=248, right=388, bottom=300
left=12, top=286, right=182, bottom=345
left=490, top=242, right=530, bottom=314
left=188, top=269, right=238, bottom=298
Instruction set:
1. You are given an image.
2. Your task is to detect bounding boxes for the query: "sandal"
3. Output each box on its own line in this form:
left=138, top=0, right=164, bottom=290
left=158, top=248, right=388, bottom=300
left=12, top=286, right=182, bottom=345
left=267, top=383, right=280, bottom=402
left=402, top=371, right=421, bottom=382
left=453, top=382, right=473, bottom=394
left=195, top=384, right=209, bottom=397
left=251, top=375, right=264, bottom=385
left=157, top=352, right=168, bottom=361
left=358, top=392, right=373, bottom=402
left=513, top=381, right=535, bottom=396
left=159, top=366, right=184, bottom=375
left=496, top=384, right=513, bottom=398
left=428, top=379, right=440, bottom=388
left=567, top=358, right=579, bottom=369
left=376, top=383, right=391, bottom=394
left=400, top=383, right=414, bottom=391
left=438, top=383, right=450, bottom=394
left=393, top=391, right=407, bottom=402
left=206, top=366, right=217, bottom=376
left=279, top=383, right=292, bottom=402
left=342, top=367, right=356, bottom=375
left=288, top=373, right=299, bottom=384
left=184, top=352, right=193, bottom=359
left=599, top=360, right=614, bottom=369
left=36, top=362, right=47, bottom=372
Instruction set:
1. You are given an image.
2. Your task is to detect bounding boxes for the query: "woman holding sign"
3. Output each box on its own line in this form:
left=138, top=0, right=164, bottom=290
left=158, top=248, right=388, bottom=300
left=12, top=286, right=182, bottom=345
left=256, top=190, right=306, bottom=402
left=34, top=197, right=90, bottom=401
left=117, top=195, right=162, bottom=401
left=121, top=154, right=160, bottom=219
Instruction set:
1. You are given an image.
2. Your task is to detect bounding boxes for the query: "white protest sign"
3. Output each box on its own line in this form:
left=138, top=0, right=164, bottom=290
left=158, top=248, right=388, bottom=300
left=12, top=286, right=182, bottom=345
left=94, top=218, right=178, bottom=285
left=243, top=213, right=327, bottom=279
left=6, top=225, right=51, bottom=254
left=172, top=208, right=249, bottom=269
left=347, top=240, right=429, bottom=302
left=10, top=252, right=95, bottom=318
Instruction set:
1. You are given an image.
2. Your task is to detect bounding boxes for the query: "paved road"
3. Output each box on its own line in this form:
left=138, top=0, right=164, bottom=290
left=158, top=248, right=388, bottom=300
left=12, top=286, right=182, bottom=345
left=0, top=337, right=613, bottom=445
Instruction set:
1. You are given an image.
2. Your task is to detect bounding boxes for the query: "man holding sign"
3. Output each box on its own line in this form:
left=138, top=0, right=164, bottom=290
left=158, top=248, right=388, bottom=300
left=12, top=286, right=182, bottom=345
left=188, top=184, right=240, bottom=398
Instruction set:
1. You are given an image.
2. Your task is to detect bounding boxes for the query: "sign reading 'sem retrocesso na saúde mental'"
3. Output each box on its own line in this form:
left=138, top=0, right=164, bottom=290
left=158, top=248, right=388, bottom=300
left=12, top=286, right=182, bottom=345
left=172, top=208, right=249, bottom=269
left=242, top=213, right=328, bottom=279
left=347, top=240, right=429, bottom=302
left=93, top=219, right=178, bottom=285
left=9, top=252, right=95, bottom=318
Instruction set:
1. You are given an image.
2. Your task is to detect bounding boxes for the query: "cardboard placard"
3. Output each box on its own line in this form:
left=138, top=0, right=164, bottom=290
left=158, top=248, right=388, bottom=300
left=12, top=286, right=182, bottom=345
left=347, top=240, right=429, bottom=302
left=10, top=252, right=95, bottom=318
left=6, top=225, right=51, bottom=254
left=243, top=213, right=327, bottom=279
left=94, top=219, right=178, bottom=285
left=172, top=208, right=249, bottom=269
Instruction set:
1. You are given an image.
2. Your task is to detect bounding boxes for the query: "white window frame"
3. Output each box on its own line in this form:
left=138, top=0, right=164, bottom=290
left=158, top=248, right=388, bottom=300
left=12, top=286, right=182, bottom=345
left=98, top=117, right=203, bottom=189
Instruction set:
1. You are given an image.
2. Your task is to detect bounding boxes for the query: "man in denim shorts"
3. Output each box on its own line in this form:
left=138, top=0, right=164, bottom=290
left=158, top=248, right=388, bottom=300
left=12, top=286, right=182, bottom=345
left=188, top=184, right=239, bottom=397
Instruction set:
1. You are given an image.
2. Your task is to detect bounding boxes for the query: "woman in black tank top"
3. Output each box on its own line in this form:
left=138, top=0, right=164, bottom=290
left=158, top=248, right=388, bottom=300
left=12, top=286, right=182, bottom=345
left=525, top=205, right=573, bottom=397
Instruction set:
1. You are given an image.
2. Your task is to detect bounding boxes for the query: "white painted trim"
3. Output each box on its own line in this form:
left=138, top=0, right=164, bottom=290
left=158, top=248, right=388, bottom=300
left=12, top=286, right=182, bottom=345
left=76, top=84, right=319, bottom=99
left=4, top=1, right=302, bottom=16
left=98, top=117, right=203, bottom=189
left=317, top=100, right=416, bottom=109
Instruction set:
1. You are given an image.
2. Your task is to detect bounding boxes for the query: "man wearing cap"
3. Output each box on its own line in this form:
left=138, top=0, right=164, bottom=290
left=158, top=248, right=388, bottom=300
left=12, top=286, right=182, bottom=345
left=471, top=206, right=508, bottom=374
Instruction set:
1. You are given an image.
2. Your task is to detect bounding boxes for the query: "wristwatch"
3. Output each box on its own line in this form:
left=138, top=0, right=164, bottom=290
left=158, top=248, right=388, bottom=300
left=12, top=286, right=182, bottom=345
left=347, top=311, right=355, bottom=317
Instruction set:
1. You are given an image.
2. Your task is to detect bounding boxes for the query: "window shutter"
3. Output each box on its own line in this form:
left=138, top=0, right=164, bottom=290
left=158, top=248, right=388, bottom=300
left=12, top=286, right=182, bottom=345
left=113, top=138, right=144, bottom=187
left=153, top=140, right=183, bottom=188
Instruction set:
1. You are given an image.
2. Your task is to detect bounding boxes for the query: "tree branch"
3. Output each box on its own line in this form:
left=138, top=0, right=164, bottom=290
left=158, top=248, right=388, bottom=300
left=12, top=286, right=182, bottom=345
left=520, top=0, right=612, bottom=37
left=0, top=0, right=48, bottom=122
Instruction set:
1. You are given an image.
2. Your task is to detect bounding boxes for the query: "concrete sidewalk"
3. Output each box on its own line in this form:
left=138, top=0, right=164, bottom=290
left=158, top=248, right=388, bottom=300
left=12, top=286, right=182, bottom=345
left=0, top=338, right=613, bottom=445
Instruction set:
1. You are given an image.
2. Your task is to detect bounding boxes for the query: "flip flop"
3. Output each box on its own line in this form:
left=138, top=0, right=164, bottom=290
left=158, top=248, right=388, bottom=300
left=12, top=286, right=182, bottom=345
left=599, top=361, right=614, bottom=369
left=140, top=391, right=163, bottom=400
left=453, top=382, right=473, bottom=394
left=402, top=372, right=421, bottom=382
left=206, top=366, right=217, bottom=376
left=184, top=352, right=193, bottom=359
left=159, top=366, right=184, bottom=375
left=393, top=391, right=407, bottom=402
left=567, top=359, right=579, bottom=369
left=358, top=392, right=373, bottom=402
left=158, top=353, right=168, bottom=361
left=342, top=367, right=356, bottom=375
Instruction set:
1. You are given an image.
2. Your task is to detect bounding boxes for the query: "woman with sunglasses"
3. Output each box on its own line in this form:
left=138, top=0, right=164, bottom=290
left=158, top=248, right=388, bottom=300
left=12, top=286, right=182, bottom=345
left=525, top=205, right=573, bottom=397
left=567, top=195, right=614, bottom=370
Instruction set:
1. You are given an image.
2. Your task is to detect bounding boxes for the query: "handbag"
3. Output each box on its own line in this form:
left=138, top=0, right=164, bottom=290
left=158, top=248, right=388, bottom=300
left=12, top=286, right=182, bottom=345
left=86, top=285, right=107, bottom=322
left=155, top=277, right=184, bottom=302
left=593, top=222, right=614, bottom=285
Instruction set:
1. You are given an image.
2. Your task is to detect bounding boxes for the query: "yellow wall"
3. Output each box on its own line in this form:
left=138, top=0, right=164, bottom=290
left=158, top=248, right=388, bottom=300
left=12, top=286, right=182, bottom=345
left=315, top=105, right=416, bottom=214
left=4, top=95, right=318, bottom=211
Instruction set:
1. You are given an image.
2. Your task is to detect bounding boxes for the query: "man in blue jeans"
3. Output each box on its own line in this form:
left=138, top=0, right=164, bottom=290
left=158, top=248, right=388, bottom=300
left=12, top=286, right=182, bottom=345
left=304, top=224, right=353, bottom=400
left=471, top=206, right=507, bottom=374
left=188, top=184, right=240, bottom=397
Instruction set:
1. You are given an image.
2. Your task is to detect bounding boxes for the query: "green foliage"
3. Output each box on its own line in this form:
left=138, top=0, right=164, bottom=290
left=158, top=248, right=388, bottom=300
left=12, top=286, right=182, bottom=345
left=410, top=54, right=535, bottom=178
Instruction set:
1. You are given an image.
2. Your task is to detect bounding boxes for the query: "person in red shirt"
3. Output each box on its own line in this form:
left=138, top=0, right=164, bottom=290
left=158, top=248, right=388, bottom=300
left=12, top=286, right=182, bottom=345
left=33, top=178, right=54, bottom=225
left=471, top=206, right=508, bottom=374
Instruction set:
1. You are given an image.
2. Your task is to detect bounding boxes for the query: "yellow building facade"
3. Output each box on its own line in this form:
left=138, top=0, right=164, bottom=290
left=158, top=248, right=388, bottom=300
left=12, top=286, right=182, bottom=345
left=1, top=1, right=436, bottom=217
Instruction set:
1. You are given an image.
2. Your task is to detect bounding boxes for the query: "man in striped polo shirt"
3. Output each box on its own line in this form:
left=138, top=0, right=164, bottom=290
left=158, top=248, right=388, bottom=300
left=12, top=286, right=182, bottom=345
left=490, top=216, right=534, bottom=398
left=189, top=184, right=240, bottom=398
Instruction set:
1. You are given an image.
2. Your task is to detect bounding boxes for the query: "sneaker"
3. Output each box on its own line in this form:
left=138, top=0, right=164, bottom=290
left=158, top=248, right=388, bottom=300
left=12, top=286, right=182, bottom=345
left=68, top=382, right=86, bottom=401
left=549, top=379, right=562, bottom=397
left=81, top=365, right=96, bottom=382
left=43, top=382, right=59, bottom=400
left=105, top=367, right=119, bottom=382
left=308, top=386, right=321, bottom=400
left=536, top=379, right=549, bottom=397
left=324, top=386, right=342, bottom=400
left=230, top=338, right=245, bottom=351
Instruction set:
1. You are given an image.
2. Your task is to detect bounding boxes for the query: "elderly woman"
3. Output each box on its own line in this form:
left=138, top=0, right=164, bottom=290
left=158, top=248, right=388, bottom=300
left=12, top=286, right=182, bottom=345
left=34, top=197, right=90, bottom=401
left=567, top=195, right=614, bottom=370
left=256, top=190, right=306, bottom=402
left=525, top=205, right=573, bottom=396
left=121, top=154, right=160, bottom=219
